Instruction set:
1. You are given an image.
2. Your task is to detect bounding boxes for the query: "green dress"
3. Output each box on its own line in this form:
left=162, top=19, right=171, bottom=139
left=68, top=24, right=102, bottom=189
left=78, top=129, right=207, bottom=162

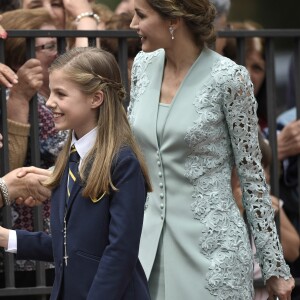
left=128, top=47, right=291, bottom=300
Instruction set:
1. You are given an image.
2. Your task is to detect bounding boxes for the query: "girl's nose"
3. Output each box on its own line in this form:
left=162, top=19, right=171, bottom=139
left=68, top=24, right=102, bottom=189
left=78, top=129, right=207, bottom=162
left=46, top=95, right=55, bottom=108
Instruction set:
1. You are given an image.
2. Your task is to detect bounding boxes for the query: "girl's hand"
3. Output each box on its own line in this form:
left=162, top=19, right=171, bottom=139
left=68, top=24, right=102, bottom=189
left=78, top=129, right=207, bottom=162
left=0, top=226, right=9, bottom=249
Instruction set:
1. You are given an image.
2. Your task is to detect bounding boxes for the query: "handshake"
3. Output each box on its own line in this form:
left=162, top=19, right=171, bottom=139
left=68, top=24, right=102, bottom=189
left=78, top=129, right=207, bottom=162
left=0, top=166, right=52, bottom=208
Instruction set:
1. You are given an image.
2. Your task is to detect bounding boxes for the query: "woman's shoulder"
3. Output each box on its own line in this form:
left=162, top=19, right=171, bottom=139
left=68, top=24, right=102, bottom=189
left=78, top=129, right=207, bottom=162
left=208, top=50, right=250, bottom=84
left=133, top=49, right=164, bottom=69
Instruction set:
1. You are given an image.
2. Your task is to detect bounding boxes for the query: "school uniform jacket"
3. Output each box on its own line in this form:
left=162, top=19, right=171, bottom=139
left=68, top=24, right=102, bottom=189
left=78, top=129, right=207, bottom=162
left=16, top=147, right=150, bottom=300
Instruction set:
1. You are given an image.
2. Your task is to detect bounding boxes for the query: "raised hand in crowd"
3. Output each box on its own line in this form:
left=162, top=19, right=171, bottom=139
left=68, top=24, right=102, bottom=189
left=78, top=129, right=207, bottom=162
left=63, top=0, right=99, bottom=47
left=0, top=63, right=18, bottom=88
left=7, top=59, right=43, bottom=124
left=277, top=119, right=300, bottom=160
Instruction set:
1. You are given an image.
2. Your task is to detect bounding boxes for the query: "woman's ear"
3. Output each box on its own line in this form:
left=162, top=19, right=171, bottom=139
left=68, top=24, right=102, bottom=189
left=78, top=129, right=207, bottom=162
left=91, top=91, right=104, bottom=109
left=170, top=17, right=180, bottom=29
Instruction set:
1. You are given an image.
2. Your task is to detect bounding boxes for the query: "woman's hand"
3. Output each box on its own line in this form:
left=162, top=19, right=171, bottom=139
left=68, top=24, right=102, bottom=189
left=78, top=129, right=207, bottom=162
left=0, top=15, right=7, bottom=39
left=266, top=276, right=295, bottom=300
left=63, top=0, right=93, bottom=18
left=0, top=63, right=18, bottom=88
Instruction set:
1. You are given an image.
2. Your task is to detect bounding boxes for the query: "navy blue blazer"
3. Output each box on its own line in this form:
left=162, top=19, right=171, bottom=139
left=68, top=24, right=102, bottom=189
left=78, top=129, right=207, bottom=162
left=16, top=147, right=150, bottom=300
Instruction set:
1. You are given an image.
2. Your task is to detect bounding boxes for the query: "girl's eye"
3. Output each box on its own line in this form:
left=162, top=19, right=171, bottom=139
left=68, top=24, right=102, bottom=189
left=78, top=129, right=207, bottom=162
left=57, top=91, right=66, bottom=97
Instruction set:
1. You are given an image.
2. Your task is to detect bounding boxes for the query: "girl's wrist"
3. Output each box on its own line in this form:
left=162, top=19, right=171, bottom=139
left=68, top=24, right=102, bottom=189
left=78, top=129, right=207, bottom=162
left=0, top=226, right=10, bottom=249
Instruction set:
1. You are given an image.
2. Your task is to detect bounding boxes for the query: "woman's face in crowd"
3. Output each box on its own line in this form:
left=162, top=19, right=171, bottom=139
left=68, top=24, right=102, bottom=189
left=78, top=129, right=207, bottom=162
left=246, top=50, right=265, bottom=96
left=130, top=0, right=171, bottom=52
left=22, top=0, right=65, bottom=29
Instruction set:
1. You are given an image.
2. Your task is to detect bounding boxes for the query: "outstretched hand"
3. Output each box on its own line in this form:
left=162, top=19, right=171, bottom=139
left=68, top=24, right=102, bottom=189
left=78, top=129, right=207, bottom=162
left=0, top=226, right=9, bottom=249
left=266, top=276, right=295, bottom=300
left=4, top=166, right=52, bottom=206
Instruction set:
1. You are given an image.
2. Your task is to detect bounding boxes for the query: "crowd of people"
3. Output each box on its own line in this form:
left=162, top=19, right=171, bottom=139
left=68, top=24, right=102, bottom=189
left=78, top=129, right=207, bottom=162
left=0, top=0, right=299, bottom=299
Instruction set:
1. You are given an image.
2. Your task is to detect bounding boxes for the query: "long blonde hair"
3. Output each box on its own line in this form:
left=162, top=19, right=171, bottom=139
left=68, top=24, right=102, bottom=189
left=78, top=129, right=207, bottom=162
left=45, top=47, right=152, bottom=198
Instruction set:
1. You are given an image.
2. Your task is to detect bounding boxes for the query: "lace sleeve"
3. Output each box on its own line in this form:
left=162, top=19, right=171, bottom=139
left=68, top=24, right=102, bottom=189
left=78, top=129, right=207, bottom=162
left=223, top=65, right=291, bottom=282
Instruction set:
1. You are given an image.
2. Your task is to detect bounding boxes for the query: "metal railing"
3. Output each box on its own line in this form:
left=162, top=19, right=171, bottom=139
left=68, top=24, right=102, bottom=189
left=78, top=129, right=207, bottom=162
left=0, top=28, right=299, bottom=298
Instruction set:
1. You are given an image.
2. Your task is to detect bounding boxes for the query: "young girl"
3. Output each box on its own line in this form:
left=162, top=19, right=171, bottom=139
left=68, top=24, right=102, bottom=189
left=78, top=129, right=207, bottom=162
left=0, top=47, right=152, bottom=300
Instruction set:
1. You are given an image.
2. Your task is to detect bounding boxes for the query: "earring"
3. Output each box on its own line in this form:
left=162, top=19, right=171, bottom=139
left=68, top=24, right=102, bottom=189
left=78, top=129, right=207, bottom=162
left=169, top=26, right=175, bottom=40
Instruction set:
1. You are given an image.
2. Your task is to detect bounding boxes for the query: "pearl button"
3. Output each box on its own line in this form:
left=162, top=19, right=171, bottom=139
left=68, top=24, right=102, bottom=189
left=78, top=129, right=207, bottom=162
left=158, top=172, right=162, bottom=177
left=161, top=215, right=164, bottom=220
left=157, top=161, right=161, bottom=167
left=160, top=203, right=164, bottom=209
left=160, top=193, right=164, bottom=199
left=159, top=183, right=163, bottom=188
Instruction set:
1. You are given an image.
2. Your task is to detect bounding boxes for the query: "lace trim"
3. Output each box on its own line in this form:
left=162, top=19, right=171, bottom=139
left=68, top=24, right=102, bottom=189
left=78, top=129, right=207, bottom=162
left=128, top=50, right=161, bottom=127
left=184, top=57, right=290, bottom=298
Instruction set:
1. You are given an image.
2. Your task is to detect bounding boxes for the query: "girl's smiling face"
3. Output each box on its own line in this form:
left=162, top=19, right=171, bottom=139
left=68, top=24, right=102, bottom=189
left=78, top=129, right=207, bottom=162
left=47, top=69, right=102, bottom=139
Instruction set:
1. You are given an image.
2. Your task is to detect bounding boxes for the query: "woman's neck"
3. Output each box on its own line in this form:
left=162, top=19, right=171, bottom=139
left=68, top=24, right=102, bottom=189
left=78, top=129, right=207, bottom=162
left=164, top=41, right=202, bottom=74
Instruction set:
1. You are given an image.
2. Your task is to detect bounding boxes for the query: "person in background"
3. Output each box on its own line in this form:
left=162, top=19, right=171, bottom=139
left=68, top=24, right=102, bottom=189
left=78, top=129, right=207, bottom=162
left=0, top=65, right=50, bottom=208
left=223, top=21, right=268, bottom=130
left=18, top=0, right=98, bottom=47
left=231, top=131, right=300, bottom=300
left=66, top=2, right=114, bottom=49
left=0, top=8, right=67, bottom=298
left=101, top=12, right=141, bottom=88
left=210, top=0, right=231, bottom=54
left=129, top=0, right=294, bottom=299
left=0, top=47, right=152, bottom=300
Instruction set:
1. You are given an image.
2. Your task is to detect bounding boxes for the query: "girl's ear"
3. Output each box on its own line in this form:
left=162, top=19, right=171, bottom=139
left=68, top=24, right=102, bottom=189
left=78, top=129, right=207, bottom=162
left=91, top=91, right=104, bottom=109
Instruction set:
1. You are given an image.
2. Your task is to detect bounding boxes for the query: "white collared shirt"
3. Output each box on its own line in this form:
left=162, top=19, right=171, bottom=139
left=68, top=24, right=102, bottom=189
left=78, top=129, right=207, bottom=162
left=7, top=127, right=98, bottom=253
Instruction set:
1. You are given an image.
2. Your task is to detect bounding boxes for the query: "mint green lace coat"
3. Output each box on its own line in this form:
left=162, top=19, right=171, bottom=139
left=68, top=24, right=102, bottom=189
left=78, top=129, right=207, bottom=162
left=128, top=48, right=291, bottom=300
